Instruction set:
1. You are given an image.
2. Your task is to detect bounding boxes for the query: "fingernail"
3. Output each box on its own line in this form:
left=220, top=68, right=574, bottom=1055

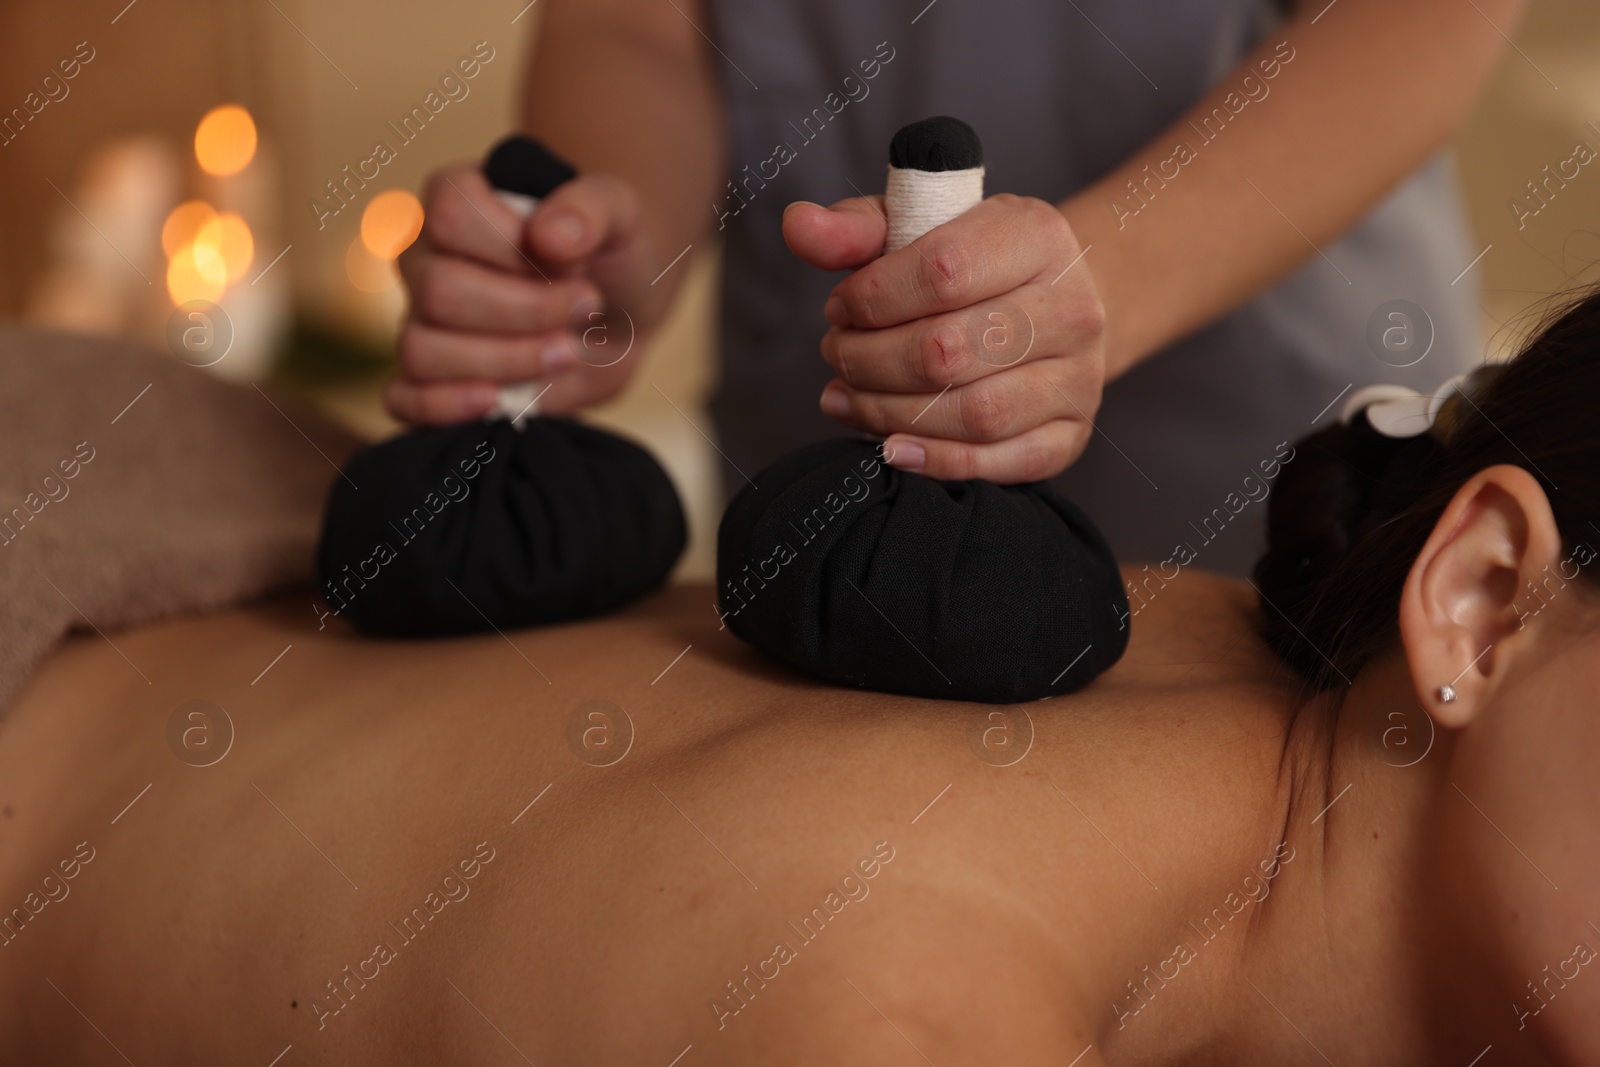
left=824, top=294, right=845, bottom=325
left=887, top=440, right=925, bottom=470
left=820, top=383, right=850, bottom=419
left=784, top=200, right=823, bottom=216
left=543, top=210, right=583, bottom=248
left=542, top=337, right=576, bottom=372
left=569, top=296, right=602, bottom=330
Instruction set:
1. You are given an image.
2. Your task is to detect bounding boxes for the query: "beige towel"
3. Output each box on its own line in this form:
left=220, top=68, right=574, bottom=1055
left=0, top=327, right=360, bottom=711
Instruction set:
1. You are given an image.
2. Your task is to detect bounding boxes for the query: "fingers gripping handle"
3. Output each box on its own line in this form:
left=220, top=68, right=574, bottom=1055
left=883, top=116, right=985, bottom=254
left=480, top=135, right=577, bottom=426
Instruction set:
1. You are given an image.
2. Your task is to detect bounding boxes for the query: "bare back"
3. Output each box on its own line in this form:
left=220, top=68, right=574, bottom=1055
left=0, top=569, right=1302, bottom=1065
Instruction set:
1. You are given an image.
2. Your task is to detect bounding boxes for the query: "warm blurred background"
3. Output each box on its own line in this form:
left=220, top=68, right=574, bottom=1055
left=0, top=0, right=1596, bottom=582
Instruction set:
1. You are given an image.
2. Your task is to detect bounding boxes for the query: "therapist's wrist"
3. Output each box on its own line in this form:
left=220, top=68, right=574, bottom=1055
left=1054, top=198, right=1145, bottom=382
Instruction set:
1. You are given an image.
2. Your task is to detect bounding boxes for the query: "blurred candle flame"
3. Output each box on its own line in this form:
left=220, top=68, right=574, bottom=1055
left=198, top=212, right=254, bottom=283
left=167, top=239, right=228, bottom=305
left=195, top=104, right=257, bottom=177
left=161, top=199, right=217, bottom=258
left=163, top=203, right=253, bottom=304
left=361, top=189, right=424, bottom=260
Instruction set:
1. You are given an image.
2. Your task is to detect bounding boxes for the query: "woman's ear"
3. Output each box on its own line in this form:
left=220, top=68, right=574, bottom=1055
left=1398, top=464, right=1563, bottom=728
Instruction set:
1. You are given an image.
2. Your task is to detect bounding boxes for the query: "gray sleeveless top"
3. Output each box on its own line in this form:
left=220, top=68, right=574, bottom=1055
left=703, top=0, right=1480, bottom=577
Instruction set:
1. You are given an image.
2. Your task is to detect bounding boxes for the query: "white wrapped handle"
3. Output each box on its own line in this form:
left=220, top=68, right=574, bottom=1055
left=884, top=164, right=985, bottom=254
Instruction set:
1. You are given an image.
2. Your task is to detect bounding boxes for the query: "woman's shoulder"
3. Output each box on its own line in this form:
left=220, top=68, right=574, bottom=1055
left=1108, top=563, right=1291, bottom=691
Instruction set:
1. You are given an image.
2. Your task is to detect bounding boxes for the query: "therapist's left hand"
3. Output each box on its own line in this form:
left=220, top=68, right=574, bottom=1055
left=783, top=194, right=1106, bottom=484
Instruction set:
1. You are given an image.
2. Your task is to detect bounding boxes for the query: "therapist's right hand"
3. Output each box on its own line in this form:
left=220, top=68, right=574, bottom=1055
left=387, top=163, right=657, bottom=426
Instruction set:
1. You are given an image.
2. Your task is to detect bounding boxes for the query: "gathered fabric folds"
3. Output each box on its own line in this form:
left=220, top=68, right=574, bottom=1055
left=716, top=438, right=1130, bottom=703
left=318, top=418, right=685, bottom=636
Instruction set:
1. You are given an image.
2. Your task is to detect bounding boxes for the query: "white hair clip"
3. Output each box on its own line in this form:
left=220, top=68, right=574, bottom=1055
left=1340, top=363, right=1508, bottom=442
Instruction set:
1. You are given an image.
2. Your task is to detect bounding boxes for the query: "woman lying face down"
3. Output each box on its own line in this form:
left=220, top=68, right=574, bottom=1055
left=2, top=294, right=1599, bottom=1065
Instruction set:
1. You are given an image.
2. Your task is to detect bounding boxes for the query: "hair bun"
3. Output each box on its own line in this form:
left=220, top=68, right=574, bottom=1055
left=1253, top=287, right=1600, bottom=690
left=1253, top=415, right=1441, bottom=679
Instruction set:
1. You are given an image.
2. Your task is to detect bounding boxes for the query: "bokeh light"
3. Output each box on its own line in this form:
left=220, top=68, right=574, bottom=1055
left=194, top=104, right=257, bottom=177
left=161, top=200, right=217, bottom=258
left=345, top=236, right=399, bottom=293
left=197, top=213, right=254, bottom=283
left=167, top=240, right=228, bottom=305
left=360, top=189, right=424, bottom=260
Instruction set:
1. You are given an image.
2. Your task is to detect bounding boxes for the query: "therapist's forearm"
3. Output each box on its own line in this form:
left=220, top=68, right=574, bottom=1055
left=519, top=0, right=726, bottom=302
left=1062, top=0, right=1526, bottom=379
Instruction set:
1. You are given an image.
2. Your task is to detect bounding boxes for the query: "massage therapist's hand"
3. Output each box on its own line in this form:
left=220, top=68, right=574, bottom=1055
left=387, top=163, right=666, bottom=425
left=783, top=195, right=1106, bottom=483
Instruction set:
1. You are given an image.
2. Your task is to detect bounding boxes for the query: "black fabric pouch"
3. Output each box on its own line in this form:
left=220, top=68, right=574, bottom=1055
left=318, top=418, right=685, bottom=636
left=717, top=438, right=1129, bottom=703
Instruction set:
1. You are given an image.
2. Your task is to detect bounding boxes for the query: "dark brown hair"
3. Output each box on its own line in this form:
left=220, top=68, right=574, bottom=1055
left=1254, top=287, right=1600, bottom=690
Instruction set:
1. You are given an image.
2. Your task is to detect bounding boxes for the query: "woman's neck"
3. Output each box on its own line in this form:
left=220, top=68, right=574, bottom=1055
left=1215, top=653, right=1562, bottom=1065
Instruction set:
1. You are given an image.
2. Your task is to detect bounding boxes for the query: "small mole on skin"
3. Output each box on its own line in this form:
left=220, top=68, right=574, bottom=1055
left=3, top=805, right=12, bottom=819
left=291, top=1001, right=298, bottom=1009
left=1372, top=832, right=1379, bottom=839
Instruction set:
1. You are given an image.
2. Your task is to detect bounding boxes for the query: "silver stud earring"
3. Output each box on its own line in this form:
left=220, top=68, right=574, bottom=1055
left=1437, top=684, right=1457, bottom=704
